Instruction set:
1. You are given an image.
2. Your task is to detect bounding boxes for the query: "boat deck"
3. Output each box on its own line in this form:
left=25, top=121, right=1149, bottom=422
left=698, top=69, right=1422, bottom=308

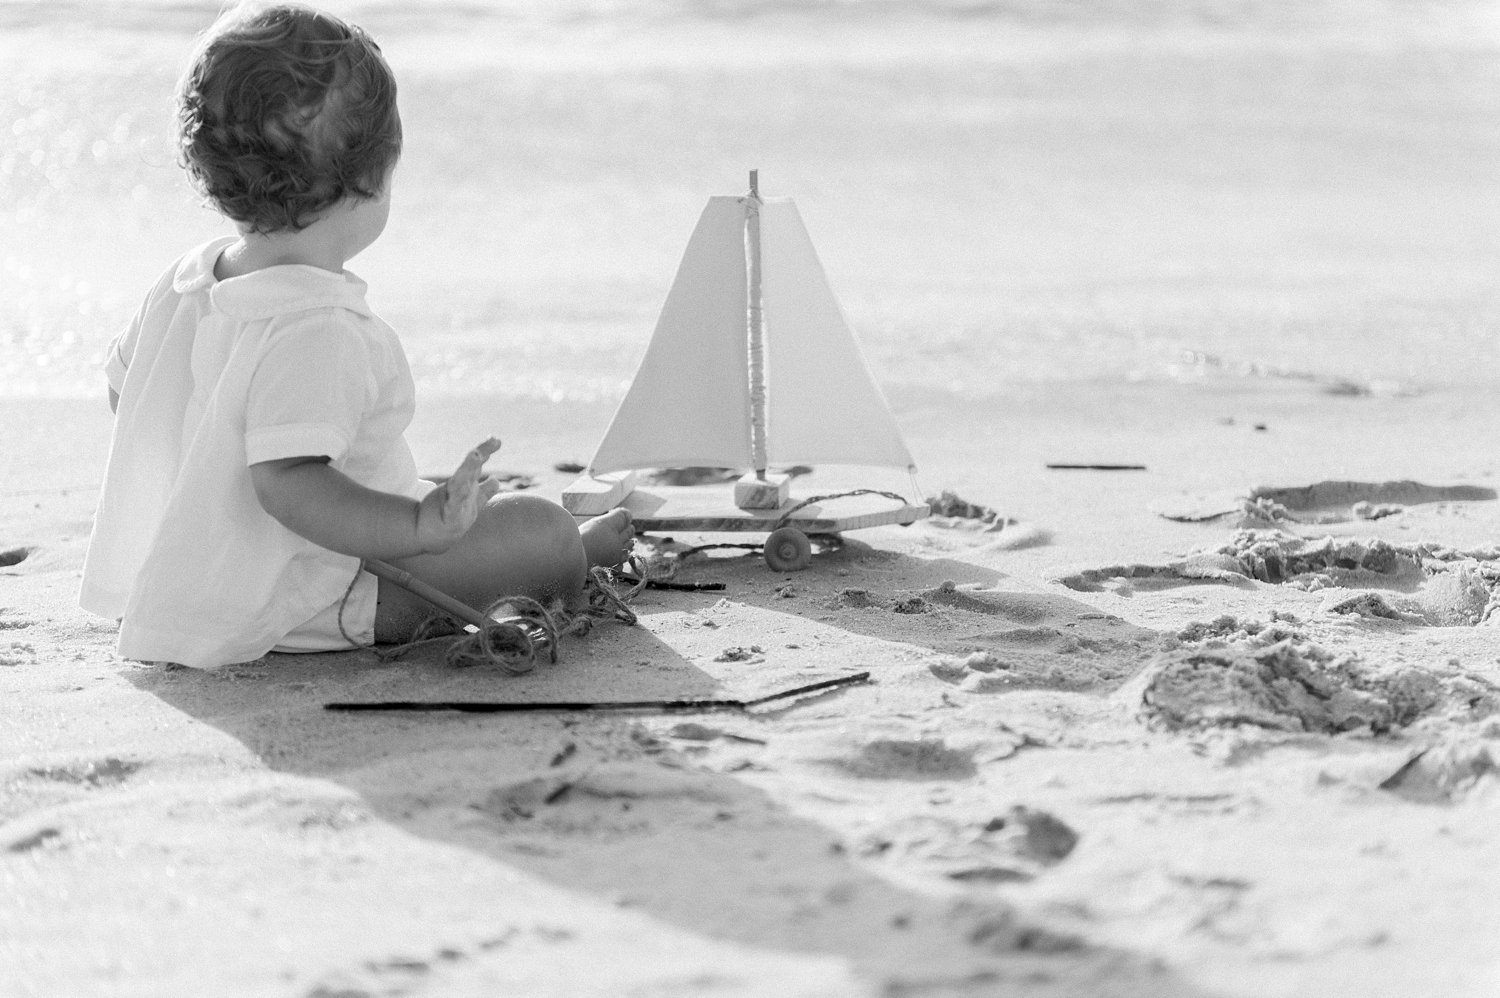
left=599, top=483, right=929, bottom=534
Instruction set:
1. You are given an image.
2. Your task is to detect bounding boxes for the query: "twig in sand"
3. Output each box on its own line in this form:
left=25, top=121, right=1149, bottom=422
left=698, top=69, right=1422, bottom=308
left=1046, top=463, right=1147, bottom=472
left=322, top=671, right=872, bottom=714
left=613, top=573, right=726, bottom=592
left=1378, top=748, right=1430, bottom=791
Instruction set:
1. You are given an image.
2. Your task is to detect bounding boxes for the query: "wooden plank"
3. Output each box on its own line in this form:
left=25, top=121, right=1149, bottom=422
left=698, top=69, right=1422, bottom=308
left=561, top=470, right=638, bottom=515
left=733, top=471, right=790, bottom=509
left=596, top=483, right=929, bottom=533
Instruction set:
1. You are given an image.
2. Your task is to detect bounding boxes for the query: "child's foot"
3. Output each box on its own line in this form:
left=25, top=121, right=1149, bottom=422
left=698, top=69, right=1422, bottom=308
left=579, top=508, right=635, bottom=568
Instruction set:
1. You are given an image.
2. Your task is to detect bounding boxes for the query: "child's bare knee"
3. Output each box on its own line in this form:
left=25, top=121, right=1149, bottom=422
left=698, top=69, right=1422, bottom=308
left=477, top=492, right=587, bottom=593
left=483, top=493, right=580, bottom=545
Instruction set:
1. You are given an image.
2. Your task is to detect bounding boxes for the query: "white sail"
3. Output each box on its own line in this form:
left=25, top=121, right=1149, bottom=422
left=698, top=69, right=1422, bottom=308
left=589, top=197, right=753, bottom=474
left=586, top=191, right=916, bottom=475
left=760, top=199, right=916, bottom=471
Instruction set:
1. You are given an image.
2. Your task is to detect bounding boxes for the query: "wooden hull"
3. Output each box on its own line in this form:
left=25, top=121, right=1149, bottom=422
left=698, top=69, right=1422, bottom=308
left=586, top=483, right=929, bottom=534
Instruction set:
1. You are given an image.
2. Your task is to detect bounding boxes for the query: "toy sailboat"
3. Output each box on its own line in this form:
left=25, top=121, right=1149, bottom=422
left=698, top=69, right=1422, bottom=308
left=563, top=172, right=928, bottom=571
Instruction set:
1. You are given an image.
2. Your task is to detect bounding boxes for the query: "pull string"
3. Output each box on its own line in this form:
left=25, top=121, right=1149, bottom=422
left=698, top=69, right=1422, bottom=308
left=643, top=489, right=923, bottom=574
left=771, top=488, right=915, bottom=529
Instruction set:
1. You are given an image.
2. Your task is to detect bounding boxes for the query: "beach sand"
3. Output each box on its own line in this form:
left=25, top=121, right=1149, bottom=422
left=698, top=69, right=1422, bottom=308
left=5, top=379, right=1500, bottom=998
left=6, top=1, right=1500, bottom=994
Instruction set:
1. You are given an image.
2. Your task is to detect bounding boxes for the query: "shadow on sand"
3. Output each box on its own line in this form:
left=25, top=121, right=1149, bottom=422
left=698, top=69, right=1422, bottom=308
left=125, top=545, right=1213, bottom=998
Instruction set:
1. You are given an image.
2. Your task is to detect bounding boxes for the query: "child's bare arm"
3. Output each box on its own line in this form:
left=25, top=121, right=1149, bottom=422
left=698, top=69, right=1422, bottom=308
left=249, top=438, right=502, bottom=559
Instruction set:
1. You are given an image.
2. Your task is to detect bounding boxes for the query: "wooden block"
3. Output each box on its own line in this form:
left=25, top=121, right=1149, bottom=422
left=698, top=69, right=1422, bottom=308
left=734, top=471, right=790, bottom=510
left=561, top=470, right=638, bottom=516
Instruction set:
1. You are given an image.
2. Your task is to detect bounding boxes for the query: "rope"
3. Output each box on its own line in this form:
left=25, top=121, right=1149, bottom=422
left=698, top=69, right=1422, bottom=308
left=444, top=564, right=644, bottom=673
left=771, top=488, right=915, bottom=529
left=335, top=557, right=646, bottom=674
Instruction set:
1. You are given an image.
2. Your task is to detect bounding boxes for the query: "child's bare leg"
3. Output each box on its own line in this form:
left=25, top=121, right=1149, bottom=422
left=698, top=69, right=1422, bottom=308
left=373, top=492, right=587, bottom=642
left=579, top=507, right=634, bottom=569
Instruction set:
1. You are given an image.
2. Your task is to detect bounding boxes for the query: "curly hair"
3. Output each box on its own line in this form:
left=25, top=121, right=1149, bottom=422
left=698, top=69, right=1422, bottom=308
left=176, top=3, right=402, bottom=234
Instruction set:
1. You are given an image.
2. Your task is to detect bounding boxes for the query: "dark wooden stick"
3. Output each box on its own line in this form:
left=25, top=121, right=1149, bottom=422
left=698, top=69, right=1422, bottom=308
left=324, top=671, right=871, bottom=714
left=1045, top=463, right=1147, bottom=471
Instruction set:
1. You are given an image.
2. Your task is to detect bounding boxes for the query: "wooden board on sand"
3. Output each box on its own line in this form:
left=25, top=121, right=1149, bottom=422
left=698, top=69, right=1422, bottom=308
left=592, top=483, right=929, bottom=534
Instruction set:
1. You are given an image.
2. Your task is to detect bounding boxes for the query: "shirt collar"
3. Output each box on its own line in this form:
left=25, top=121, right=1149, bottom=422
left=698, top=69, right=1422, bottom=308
left=172, top=237, right=376, bottom=320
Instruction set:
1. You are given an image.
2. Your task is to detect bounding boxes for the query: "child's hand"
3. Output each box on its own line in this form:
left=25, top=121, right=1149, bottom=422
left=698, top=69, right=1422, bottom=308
left=415, top=437, right=502, bottom=553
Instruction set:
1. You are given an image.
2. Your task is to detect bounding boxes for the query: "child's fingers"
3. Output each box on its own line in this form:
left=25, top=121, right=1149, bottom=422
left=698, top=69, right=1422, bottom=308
left=447, top=437, right=502, bottom=494
left=453, top=437, right=501, bottom=477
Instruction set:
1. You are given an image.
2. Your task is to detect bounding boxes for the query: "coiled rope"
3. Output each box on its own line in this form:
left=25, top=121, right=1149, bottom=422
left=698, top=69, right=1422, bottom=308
left=337, top=559, right=645, bottom=675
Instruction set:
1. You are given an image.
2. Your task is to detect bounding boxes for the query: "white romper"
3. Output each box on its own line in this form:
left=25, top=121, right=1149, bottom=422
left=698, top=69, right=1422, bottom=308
left=80, top=237, right=426, bottom=667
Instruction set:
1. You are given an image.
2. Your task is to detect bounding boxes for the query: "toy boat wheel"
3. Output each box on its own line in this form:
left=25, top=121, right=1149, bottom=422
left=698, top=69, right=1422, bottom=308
left=764, top=526, right=813, bottom=572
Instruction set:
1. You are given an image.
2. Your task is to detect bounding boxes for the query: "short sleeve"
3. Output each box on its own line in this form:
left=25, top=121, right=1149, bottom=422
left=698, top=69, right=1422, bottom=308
left=244, top=313, right=376, bottom=466
left=104, top=295, right=151, bottom=394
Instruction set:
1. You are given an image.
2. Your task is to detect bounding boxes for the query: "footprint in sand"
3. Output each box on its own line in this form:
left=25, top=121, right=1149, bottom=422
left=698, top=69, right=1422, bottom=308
left=1058, top=555, right=1255, bottom=593
left=0, top=759, right=143, bottom=853
left=1136, top=483, right=1500, bottom=613
left=859, top=806, right=1079, bottom=884
left=26, top=756, right=141, bottom=788
left=928, top=648, right=1137, bottom=694
left=5, top=826, right=63, bottom=854
left=921, top=586, right=1158, bottom=694
left=1063, top=530, right=1500, bottom=627
left=835, top=582, right=1157, bottom=691
left=0, top=641, right=37, bottom=666
left=477, top=766, right=735, bottom=837
left=1251, top=480, right=1496, bottom=525
left=1157, top=480, right=1496, bottom=527
left=832, top=738, right=978, bottom=780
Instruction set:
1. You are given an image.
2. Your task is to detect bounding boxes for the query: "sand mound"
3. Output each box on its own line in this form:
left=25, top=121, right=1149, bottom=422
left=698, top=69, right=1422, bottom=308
left=1225, top=533, right=1500, bottom=625
left=1408, top=563, right=1496, bottom=626
left=926, top=489, right=1006, bottom=526
left=1138, top=617, right=1500, bottom=734
left=920, top=581, right=1051, bottom=619
left=1214, top=531, right=1423, bottom=584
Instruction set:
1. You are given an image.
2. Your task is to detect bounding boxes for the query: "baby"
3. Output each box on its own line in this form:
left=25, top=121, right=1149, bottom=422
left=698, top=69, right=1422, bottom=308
left=80, top=3, right=632, bottom=668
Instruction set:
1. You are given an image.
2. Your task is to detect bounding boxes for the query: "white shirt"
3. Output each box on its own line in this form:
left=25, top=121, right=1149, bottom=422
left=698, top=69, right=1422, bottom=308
left=80, top=237, right=422, bottom=667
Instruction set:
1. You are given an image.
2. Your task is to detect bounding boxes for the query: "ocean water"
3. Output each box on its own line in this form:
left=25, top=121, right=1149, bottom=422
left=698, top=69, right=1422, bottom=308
left=2, top=0, right=1498, bottom=410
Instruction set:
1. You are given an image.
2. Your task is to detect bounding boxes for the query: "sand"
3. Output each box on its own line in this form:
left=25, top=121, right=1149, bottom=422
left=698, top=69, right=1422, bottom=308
left=4, top=0, right=1499, bottom=991
left=4, top=378, right=1500, bottom=998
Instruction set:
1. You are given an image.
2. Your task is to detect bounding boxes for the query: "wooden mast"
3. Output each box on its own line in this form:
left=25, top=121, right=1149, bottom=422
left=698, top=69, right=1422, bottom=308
left=745, top=169, right=767, bottom=477
left=735, top=168, right=790, bottom=509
